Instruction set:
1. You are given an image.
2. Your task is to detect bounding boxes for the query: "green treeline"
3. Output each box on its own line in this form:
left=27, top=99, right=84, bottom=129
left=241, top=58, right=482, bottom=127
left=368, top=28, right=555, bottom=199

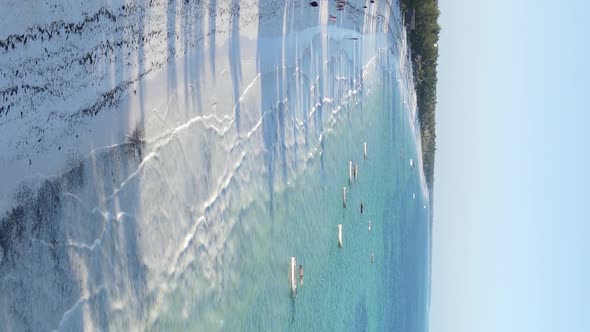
left=401, top=0, right=440, bottom=188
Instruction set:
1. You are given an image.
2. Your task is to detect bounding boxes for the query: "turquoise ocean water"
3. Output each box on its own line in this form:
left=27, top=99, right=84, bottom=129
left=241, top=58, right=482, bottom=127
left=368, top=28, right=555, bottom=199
left=226, top=70, right=429, bottom=331
left=152, top=48, right=431, bottom=331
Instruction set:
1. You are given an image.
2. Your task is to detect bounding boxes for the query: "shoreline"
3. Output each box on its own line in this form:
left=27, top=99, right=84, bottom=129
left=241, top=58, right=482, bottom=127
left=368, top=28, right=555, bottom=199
left=399, top=0, right=440, bottom=189
left=394, top=18, right=430, bottom=201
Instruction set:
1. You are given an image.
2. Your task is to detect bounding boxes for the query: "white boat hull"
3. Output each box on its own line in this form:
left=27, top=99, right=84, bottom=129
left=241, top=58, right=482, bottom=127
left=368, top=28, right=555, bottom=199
left=290, top=257, right=297, bottom=297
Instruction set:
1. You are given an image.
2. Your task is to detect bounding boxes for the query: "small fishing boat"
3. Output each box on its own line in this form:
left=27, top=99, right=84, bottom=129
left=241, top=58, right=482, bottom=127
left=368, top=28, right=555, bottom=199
left=290, top=257, right=297, bottom=297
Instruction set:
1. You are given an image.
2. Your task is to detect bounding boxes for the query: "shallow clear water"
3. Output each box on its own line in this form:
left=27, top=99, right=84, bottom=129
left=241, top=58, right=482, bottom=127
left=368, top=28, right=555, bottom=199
left=152, top=59, right=430, bottom=331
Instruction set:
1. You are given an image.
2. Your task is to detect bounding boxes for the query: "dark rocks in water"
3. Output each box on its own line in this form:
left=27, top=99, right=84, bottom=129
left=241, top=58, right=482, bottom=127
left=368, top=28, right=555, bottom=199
left=309, top=1, right=318, bottom=7
left=0, top=180, right=64, bottom=270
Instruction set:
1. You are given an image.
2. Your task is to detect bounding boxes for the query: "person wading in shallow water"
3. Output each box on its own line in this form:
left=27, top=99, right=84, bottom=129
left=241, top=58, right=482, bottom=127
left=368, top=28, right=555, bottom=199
left=299, top=265, right=304, bottom=285
left=360, top=202, right=364, bottom=215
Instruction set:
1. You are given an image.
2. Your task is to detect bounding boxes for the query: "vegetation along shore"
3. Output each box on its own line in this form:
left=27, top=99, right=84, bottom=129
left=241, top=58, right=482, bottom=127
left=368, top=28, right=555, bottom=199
left=401, top=0, right=440, bottom=188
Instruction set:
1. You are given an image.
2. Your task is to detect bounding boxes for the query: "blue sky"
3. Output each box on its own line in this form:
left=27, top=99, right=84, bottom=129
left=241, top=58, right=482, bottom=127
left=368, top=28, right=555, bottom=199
left=431, top=0, right=590, bottom=331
